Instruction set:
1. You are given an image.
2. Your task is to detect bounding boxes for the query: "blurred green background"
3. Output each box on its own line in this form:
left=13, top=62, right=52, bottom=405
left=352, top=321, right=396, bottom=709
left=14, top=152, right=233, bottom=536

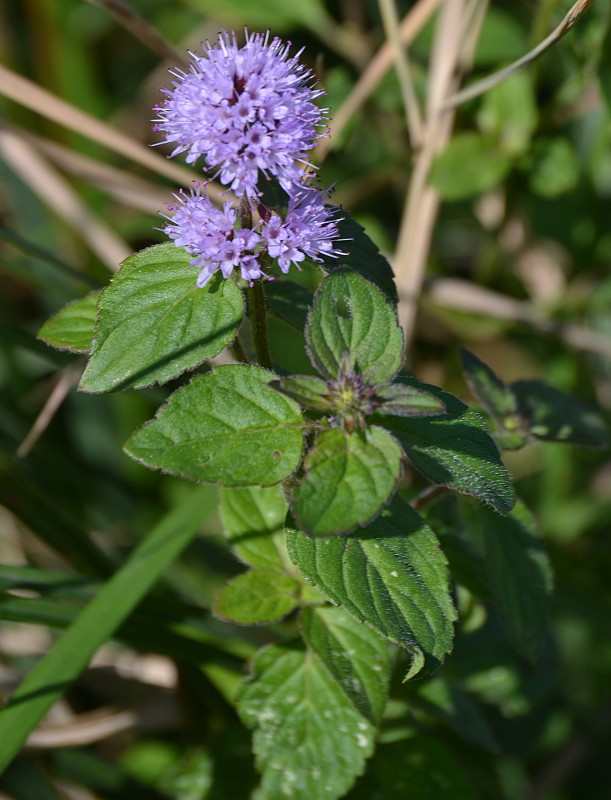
left=0, top=1, right=610, bottom=798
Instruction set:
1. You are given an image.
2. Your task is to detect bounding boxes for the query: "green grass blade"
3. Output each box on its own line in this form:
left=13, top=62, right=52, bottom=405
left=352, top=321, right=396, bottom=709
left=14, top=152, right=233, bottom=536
left=0, top=486, right=214, bottom=771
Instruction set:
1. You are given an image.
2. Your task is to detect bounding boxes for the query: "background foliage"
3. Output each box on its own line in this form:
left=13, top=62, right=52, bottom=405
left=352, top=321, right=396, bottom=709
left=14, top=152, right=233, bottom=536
left=1, top=1, right=610, bottom=798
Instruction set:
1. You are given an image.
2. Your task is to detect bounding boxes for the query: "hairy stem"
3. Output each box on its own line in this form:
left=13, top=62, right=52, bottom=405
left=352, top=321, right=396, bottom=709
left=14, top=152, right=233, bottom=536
left=249, top=280, right=272, bottom=370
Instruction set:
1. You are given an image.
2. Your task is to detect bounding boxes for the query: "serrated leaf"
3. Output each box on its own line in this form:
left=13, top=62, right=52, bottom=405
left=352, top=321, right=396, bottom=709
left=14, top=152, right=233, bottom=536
left=239, top=641, right=375, bottom=800
left=38, top=291, right=101, bottom=353
left=287, top=494, right=456, bottom=669
left=511, top=380, right=609, bottom=449
left=124, top=365, right=303, bottom=487
left=377, top=383, right=516, bottom=515
left=265, top=280, right=313, bottom=331
left=333, top=215, right=398, bottom=303
left=219, top=486, right=289, bottom=571
left=300, top=606, right=390, bottom=724
left=375, top=383, right=446, bottom=417
left=306, top=269, right=404, bottom=384
left=271, top=375, right=333, bottom=410
left=459, top=348, right=517, bottom=418
left=476, top=500, right=553, bottom=662
left=213, top=569, right=299, bottom=624
left=80, top=243, right=243, bottom=392
left=345, top=736, right=480, bottom=800
left=292, top=426, right=401, bottom=536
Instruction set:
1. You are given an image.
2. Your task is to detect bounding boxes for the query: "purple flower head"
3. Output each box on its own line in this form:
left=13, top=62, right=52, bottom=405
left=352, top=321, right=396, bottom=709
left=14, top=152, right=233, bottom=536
left=261, top=184, right=346, bottom=273
left=154, top=30, right=327, bottom=198
left=163, top=185, right=264, bottom=287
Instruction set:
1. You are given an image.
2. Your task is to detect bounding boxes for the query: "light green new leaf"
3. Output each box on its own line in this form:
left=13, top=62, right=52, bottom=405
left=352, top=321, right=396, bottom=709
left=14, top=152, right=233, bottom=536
left=239, top=641, right=375, bottom=800
left=125, top=365, right=303, bottom=487
left=272, top=375, right=333, bottom=410
left=300, top=606, right=390, bottom=724
left=377, top=385, right=516, bottom=515
left=220, top=485, right=289, bottom=571
left=213, top=569, right=299, bottom=624
left=477, top=500, right=553, bottom=662
left=292, top=426, right=401, bottom=536
left=306, top=270, right=404, bottom=384
left=287, top=494, right=456, bottom=670
left=38, top=290, right=101, bottom=353
left=80, top=243, right=243, bottom=392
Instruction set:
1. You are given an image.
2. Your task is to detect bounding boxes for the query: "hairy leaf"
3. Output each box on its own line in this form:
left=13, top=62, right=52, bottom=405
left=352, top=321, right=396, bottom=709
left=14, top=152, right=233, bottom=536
left=219, top=486, right=289, bottom=571
left=375, top=383, right=446, bottom=417
left=38, top=290, right=101, bottom=353
left=239, top=641, right=375, bottom=800
left=265, top=280, right=313, bottom=332
left=80, top=243, right=243, bottom=392
left=306, top=270, right=404, bottom=384
left=287, top=494, right=456, bottom=670
left=459, top=348, right=517, bottom=418
left=292, top=426, right=401, bottom=536
left=300, top=606, right=390, bottom=723
left=332, top=215, right=398, bottom=303
left=213, top=569, right=299, bottom=624
left=271, top=375, right=333, bottom=409
left=125, top=365, right=303, bottom=487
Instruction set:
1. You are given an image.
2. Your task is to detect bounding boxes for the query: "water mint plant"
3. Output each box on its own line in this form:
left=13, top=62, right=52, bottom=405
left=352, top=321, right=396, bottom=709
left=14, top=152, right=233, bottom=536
left=6, top=14, right=607, bottom=800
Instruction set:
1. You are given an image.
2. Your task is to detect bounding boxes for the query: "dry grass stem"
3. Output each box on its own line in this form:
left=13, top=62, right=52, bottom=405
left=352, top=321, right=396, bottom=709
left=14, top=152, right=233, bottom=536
left=0, top=128, right=131, bottom=270
left=443, top=0, right=595, bottom=110
left=378, top=0, right=424, bottom=148
left=317, top=0, right=443, bottom=161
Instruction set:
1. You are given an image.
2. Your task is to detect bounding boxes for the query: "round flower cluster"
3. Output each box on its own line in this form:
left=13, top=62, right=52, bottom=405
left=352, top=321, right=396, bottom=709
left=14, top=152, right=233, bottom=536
left=154, top=30, right=327, bottom=198
left=156, top=30, right=345, bottom=287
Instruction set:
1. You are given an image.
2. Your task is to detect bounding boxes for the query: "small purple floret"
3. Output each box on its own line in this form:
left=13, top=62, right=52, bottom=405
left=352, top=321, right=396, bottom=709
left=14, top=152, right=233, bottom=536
left=154, top=30, right=327, bottom=198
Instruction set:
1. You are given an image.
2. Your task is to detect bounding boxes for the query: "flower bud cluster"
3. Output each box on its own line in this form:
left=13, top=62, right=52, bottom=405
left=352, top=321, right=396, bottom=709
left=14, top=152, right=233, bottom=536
left=155, top=30, right=344, bottom=287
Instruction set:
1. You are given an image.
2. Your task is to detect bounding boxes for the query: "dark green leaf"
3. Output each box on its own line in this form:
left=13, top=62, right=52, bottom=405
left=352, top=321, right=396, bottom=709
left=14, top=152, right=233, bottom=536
left=80, top=243, right=243, bottom=392
left=459, top=348, right=517, bottom=418
left=38, top=291, right=101, bottom=353
left=219, top=486, right=289, bottom=571
left=271, top=375, right=333, bottom=410
left=213, top=568, right=299, bottom=624
left=124, top=365, right=303, bottom=487
left=306, top=269, right=404, bottom=384
left=300, top=606, right=390, bottom=723
left=265, top=280, right=313, bottom=331
left=477, top=500, right=553, bottom=662
left=345, top=736, right=480, bottom=800
left=377, top=383, right=516, bottom=515
left=375, top=383, right=446, bottom=417
left=292, top=426, right=402, bottom=536
left=511, top=380, right=609, bottom=449
left=287, top=494, right=456, bottom=670
left=238, top=641, right=375, bottom=800
left=332, top=215, right=398, bottom=303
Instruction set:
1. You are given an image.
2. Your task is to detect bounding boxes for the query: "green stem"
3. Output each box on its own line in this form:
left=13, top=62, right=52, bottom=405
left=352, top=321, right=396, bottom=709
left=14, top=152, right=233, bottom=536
left=249, top=280, right=272, bottom=370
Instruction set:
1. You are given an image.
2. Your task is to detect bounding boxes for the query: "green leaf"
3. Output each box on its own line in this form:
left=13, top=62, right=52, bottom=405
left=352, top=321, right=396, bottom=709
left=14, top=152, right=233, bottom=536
left=333, top=215, right=398, bottom=303
left=292, top=426, right=402, bottom=536
left=511, top=380, right=609, bottom=449
left=300, top=606, right=390, bottom=724
left=430, top=133, right=512, bottom=200
left=80, top=243, right=243, bottom=392
left=306, top=269, right=404, bottom=384
left=377, top=384, right=516, bottom=515
left=375, top=383, right=446, bottom=417
left=345, top=736, right=480, bottom=800
left=265, top=280, right=313, bottom=331
left=38, top=290, right=101, bottom=353
left=213, top=568, right=299, bottom=624
left=0, top=487, right=215, bottom=771
left=459, top=348, right=517, bottom=418
left=124, top=365, right=304, bottom=487
left=219, top=485, right=289, bottom=571
left=271, top=375, right=333, bottom=409
left=287, top=494, right=456, bottom=669
left=528, top=138, right=580, bottom=198
left=477, top=72, right=538, bottom=156
left=476, top=500, right=553, bottom=662
left=238, top=641, right=375, bottom=800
